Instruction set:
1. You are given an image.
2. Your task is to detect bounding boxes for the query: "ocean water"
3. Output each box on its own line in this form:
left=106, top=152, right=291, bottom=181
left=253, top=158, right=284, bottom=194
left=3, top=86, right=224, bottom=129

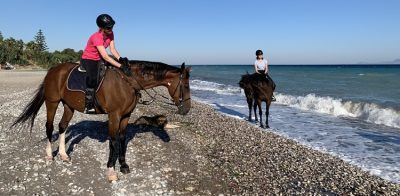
left=189, top=64, right=400, bottom=183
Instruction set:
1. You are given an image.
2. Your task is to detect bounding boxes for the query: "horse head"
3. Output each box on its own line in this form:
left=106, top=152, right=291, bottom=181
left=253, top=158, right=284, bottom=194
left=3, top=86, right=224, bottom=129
left=167, top=62, right=192, bottom=115
left=239, top=74, right=254, bottom=98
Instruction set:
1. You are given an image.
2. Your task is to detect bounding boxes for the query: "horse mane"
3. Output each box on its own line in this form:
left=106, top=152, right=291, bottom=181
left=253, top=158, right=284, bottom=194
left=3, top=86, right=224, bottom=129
left=129, top=60, right=181, bottom=80
left=239, top=73, right=270, bottom=89
left=239, top=74, right=252, bottom=88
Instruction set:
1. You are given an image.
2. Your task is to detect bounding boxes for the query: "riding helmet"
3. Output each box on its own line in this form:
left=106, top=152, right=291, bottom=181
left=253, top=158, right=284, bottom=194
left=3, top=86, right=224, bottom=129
left=96, top=14, right=115, bottom=28
left=256, top=50, right=263, bottom=56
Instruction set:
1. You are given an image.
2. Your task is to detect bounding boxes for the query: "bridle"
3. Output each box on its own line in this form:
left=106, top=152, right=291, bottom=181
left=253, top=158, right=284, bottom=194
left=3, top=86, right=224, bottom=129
left=169, top=73, right=191, bottom=109
left=137, top=71, right=191, bottom=109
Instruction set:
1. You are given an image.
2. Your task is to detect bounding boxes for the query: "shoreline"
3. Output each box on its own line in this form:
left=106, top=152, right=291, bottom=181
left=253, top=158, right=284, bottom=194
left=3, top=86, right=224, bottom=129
left=0, top=71, right=399, bottom=194
left=171, top=99, right=400, bottom=194
left=201, top=98, right=400, bottom=183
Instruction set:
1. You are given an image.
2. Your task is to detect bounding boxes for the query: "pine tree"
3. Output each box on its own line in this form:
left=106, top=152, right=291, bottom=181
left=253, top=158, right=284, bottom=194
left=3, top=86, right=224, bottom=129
left=34, top=29, right=48, bottom=53
left=0, top=31, right=3, bottom=41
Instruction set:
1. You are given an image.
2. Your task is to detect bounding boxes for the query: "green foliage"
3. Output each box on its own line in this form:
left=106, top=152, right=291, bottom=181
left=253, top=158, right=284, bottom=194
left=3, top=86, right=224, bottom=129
left=0, top=29, right=81, bottom=68
left=0, top=37, right=28, bottom=65
left=49, top=48, right=83, bottom=68
left=34, top=29, right=48, bottom=53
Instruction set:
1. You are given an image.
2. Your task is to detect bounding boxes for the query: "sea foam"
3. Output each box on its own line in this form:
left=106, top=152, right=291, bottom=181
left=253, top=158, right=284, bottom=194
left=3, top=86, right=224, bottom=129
left=190, top=79, right=241, bottom=95
left=190, top=79, right=400, bottom=129
left=275, top=93, right=400, bottom=128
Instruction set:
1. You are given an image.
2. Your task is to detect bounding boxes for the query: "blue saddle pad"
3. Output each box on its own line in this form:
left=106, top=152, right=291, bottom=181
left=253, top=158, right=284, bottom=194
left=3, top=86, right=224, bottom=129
left=67, top=65, right=104, bottom=93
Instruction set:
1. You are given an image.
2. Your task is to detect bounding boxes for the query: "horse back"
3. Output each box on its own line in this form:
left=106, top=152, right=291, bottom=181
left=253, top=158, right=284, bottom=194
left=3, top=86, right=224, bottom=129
left=44, top=63, right=78, bottom=102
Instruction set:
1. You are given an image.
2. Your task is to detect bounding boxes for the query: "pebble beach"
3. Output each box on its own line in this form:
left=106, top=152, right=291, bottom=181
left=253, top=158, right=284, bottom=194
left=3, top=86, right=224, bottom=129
left=0, top=70, right=399, bottom=195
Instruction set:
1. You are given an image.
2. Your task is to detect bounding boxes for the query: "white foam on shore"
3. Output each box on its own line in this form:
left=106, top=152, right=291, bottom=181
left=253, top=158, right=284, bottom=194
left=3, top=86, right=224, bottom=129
left=275, top=93, right=400, bottom=129
left=191, top=79, right=400, bottom=129
left=190, top=80, right=242, bottom=95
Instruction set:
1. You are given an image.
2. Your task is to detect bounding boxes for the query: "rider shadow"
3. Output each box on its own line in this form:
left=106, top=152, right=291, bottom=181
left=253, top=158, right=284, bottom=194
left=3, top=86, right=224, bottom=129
left=52, top=118, right=170, bottom=156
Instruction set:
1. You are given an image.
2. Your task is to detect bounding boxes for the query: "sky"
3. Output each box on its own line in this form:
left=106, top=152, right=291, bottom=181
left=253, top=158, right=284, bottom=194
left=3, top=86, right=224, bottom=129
left=0, top=0, right=399, bottom=65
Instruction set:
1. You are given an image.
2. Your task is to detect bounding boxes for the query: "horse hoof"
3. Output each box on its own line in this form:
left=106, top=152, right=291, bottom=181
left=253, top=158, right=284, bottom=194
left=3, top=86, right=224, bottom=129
left=120, top=165, right=130, bottom=174
left=265, top=125, right=270, bottom=129
left=60, top=155, right=71, bottom=162
left=260, top=125, right=265, bottom=128
left=107, top=174, right=118, bottom=182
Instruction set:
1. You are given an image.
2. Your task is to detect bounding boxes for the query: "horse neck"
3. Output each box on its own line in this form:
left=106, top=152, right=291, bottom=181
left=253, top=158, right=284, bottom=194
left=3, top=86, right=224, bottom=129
left=138, top=77, right=167, bottom=89
left=133, top=68, right=173, bottom=89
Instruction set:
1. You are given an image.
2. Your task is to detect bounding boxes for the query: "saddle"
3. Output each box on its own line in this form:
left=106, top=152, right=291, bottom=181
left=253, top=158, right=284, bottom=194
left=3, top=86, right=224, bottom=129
left=66, top=64, right=106, bottom=93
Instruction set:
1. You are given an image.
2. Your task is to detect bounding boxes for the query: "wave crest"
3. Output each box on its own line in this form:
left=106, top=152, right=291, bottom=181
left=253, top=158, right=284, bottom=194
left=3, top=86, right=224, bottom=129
left=190, top=80, right=241, bottom=95
left=276, top=93, right=400, bottom=128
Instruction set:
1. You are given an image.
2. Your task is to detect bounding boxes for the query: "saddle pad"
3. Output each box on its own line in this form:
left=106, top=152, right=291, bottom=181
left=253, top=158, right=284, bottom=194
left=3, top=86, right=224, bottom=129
left=66, top=65, right=104, bottom=93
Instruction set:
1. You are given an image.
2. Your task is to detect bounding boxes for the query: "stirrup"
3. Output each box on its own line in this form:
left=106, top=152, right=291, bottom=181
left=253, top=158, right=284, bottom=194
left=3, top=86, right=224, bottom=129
left=78, top=65, right=86, bottom=73
left=84, top=107, right=96, bottom=114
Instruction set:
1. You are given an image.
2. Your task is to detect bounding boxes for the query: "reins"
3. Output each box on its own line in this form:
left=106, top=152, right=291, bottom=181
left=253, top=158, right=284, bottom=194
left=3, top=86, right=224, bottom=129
left=138, top=72, right=191, bottom=108
left=118, top=65, right=189, bottom=108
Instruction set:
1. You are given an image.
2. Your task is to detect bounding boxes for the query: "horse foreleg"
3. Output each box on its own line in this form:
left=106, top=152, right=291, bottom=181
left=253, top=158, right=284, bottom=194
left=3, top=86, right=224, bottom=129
left=45, top=101, right=59, bottom=161
left=247, top=97, right=253, bottom=122
left=58, top=104, right=74, bottom=161
left=253, top=100, right=258, bottom=122
left=106, top=113, right=121, bottom=182
left=257, top=100, right=264, bottom=128
left=265, top=102, right=270, bottom=129
left=118, top=115, right=131, bottom=174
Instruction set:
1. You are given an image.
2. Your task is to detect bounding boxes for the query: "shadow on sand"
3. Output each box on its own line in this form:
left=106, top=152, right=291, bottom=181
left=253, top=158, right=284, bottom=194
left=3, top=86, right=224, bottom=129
left=214, top=103, right=247, bottom=119
left=50, top=118, right=170, bottom=157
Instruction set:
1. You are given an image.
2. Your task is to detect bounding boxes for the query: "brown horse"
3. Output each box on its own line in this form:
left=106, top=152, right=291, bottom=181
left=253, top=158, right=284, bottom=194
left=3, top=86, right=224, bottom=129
left=12, top=60, right=192, bottom=181
left=239, top=73, right=274, bottom=128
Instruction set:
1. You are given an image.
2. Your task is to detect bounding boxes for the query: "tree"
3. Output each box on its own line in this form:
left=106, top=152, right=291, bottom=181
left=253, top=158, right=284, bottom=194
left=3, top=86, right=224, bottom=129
left=0, top=30, right=82, bottom=68
left=1, top=38, right=27, bottom=65
left=51, top=48, right=81, bottom=64
left=34, top=29, right=48, bottom=53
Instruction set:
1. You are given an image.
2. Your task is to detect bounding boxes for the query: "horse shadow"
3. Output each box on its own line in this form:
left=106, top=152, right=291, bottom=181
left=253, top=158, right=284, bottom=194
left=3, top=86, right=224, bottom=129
left=50, top=118, right=170, bottom=157
left=214, top=103, right=247, bottom=119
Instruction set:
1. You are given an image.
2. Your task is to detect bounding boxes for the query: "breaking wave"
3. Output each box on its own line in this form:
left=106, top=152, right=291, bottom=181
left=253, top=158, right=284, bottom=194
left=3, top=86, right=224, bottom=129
left=190, top=79, right=242, bottom=95
left=190, top=79, right=400, bottom=128
left=276, top=93, right=400, bottom=128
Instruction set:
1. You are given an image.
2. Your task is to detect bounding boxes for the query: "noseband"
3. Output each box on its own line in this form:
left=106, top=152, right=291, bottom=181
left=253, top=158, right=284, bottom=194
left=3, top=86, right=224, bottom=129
left=170, top=73, right=191, bottom=109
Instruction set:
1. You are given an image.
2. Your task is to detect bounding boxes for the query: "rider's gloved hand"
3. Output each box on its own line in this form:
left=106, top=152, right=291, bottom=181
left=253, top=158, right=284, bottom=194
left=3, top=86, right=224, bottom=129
left=118, top=57, right=132, bottom=76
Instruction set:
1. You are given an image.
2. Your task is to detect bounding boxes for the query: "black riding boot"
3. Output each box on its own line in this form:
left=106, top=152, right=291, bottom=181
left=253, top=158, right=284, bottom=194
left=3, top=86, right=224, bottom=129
left=85, top=88, right=96, bottom=114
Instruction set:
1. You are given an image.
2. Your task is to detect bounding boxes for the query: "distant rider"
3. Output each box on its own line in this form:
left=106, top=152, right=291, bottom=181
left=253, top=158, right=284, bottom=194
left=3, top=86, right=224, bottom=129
left=254, top=49, right=276, bottom=101
left=81, top=14, right=132, bottom=113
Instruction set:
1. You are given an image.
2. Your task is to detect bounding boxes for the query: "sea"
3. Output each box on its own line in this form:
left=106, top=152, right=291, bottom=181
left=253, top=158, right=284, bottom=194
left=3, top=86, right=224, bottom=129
left=189, top=64, right=400, bottom=183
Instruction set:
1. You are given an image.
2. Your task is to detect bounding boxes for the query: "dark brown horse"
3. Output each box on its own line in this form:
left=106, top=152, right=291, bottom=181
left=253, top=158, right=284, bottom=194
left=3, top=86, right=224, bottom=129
left=239, top=73, right=274, bottom=128
left=12, top=61, right=191, bottom=181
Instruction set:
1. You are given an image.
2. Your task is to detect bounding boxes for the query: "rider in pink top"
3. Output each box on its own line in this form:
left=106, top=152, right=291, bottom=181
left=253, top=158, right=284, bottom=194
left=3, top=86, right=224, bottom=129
left=81, top=14, right=131, bottom=114
left=82, top=31, right=115, bottom=60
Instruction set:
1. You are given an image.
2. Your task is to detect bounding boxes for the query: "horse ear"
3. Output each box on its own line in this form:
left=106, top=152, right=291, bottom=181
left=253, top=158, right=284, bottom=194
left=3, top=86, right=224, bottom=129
left=181, top=62, right=185, bottom=71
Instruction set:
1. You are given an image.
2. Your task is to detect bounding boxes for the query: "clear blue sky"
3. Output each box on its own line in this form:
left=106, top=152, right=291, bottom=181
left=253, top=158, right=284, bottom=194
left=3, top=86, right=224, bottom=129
left=1, top=0, right=399, bottom=65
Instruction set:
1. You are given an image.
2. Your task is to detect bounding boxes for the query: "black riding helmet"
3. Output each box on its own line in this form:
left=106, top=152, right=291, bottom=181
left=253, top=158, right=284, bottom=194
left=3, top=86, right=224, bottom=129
left=256, top=49, right=263, bottom=56
left=96, top=14, right=115, bottom=28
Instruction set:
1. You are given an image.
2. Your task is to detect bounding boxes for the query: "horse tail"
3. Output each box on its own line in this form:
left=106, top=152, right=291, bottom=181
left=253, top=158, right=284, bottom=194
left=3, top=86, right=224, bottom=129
left=11, top=81, right=45, bottom=130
